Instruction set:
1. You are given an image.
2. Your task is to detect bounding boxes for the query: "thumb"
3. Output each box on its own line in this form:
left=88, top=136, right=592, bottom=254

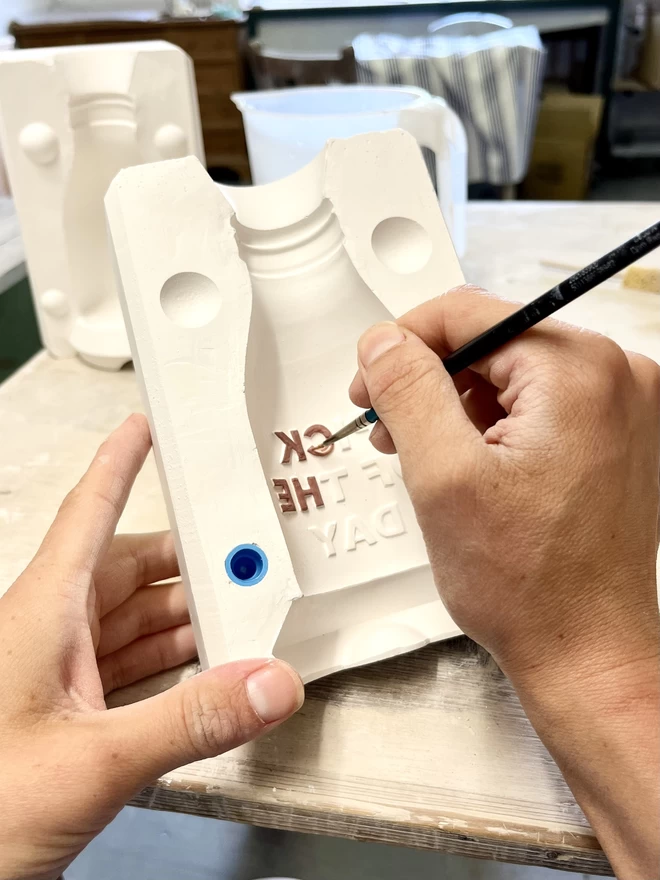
left=357, top=322, right=477, bottom=465
left=102, top=659, right=303, bottom=792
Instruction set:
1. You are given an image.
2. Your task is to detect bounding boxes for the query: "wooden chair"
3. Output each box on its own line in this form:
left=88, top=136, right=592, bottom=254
left=246, top=40, right=356, bottom=89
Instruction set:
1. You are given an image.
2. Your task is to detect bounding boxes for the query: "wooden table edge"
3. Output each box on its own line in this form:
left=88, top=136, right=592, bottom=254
left=130, top=781, right=612, bottom=875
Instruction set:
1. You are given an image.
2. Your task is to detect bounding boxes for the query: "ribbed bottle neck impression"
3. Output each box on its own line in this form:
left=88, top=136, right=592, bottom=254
left=232, top=200, right=344, bottom=279
left=69, top=93, right=137, bottom=129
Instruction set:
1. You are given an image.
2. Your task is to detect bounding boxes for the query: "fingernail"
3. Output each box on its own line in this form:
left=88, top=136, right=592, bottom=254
left=246, top=661, right=304, bottom=724
left=359, top=322, right=406, bottom=368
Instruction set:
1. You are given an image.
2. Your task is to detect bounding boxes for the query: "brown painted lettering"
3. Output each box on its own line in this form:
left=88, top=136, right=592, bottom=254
left=274, top=430, right=306, bottom=464
left=304, top=424, right=334, bottom=457
left=272, top=478, right=296, bottom=513
left=292, top=476, right=325, bottom=511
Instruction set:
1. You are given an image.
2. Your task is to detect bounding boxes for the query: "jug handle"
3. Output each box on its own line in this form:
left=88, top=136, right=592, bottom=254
left=399, top=98, right=468, bottom=256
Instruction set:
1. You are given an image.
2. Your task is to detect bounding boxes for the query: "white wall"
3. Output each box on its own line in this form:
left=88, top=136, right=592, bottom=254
left=1, top=1, right=49, bottom=36
left=50, top=0, right=164, bottom=10
left=1, top=0, right=165, bottom=36
left=257, top=12, right=436, bottom=53
left=254, top=5, right=609, bottom=54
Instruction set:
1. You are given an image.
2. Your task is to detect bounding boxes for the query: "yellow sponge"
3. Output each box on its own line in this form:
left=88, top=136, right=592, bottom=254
left=622, top=265, right=660, bottom=293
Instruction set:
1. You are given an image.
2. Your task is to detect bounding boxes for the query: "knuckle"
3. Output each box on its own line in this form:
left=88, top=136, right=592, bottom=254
left=446, top=283, right=488, bottom=297
left=443, top=284, right=521, bottom=310
left=134, top=597, right=154, bottom=639
left=153, top=641, right=170, bottom=679
left=58, top=469, right=127, bottom=524
left=58, top=483, right=84, bottom=516
left=648, top=362, right=660, bottom=400
left=99, top=656, right=119, bottom=695
left=589, top=334, right=628, bottom=372
left=180, top=684, right=245, bottom=760
left=126, top=537, right=148, bottom=586
left=90, top=485, right=125, bottom=521
left=567, top=333, right=631, bottom=399
left=109, top=535, right=144, bottom=585
left=631, top=353, right=660, bottom=396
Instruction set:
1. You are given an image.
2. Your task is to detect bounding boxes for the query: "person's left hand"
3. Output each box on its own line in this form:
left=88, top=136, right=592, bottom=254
left=0, top=415, right=304, bottom=880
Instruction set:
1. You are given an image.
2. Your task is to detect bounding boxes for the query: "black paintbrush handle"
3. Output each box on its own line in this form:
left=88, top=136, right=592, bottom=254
left=442, top=219, right=660, bottom=377
left=358, top=220, right=660, bottom=430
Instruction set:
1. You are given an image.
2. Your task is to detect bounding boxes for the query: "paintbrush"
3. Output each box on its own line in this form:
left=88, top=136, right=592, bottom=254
left=312, top=219, right=660, bottom=449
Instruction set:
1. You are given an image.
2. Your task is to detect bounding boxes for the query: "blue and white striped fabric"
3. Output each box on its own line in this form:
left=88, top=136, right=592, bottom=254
left=353, top=28, right=546, bottom=186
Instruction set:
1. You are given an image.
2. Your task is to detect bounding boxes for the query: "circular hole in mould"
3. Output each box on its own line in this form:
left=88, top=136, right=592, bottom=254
left=225, top=544, right=269, bottom=587
left=160, top=272, right=221, bottom=328
left=371, top=217, right=432, bottom=274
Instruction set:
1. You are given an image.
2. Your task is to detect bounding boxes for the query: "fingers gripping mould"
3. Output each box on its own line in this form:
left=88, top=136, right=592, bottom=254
left=105, top=131, right=465, bottom=683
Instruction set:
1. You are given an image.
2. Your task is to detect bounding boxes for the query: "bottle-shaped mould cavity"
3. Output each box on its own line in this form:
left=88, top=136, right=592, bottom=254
left=234, top=199, right=435, bottom=626
left=64, top=93, right=142, bottom=358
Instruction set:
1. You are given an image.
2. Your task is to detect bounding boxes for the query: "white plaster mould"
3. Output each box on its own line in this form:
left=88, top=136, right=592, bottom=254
left=0, top=41, right=204, bottom=370
left=105, top=131, right=465, bottom=682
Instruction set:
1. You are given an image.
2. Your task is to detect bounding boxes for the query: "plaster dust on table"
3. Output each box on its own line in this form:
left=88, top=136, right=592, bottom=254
left=0, top=353, right=170, bottom=592
left=105, top=130, right=466, bottom=684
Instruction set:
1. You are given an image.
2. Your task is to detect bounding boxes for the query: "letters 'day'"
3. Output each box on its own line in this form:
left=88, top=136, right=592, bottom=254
left=106, top=131, right=464, bottom=682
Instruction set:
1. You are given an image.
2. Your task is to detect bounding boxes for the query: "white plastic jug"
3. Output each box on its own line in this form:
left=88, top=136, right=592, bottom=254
left=232, top=84, right=467, bottom=256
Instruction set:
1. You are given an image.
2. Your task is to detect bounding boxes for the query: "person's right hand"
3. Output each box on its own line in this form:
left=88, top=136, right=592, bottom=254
left=349, top=286, right=660, bottom=880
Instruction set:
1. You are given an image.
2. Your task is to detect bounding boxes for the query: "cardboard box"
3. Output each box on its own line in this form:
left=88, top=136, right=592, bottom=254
left=521, top=92, right=604, bottom=200
left=638, top=13, right=660, bottom=90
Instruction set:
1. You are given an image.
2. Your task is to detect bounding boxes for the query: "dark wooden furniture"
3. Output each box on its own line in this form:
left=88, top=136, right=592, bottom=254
left=248, top=0, right=623, bottom=159
left=246, top=40, right=356, bottom=88
left=9, top=11, right=250, bottom=180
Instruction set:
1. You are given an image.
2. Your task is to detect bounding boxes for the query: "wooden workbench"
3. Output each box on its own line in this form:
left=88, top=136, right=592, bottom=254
left=2, top=202, right=659, bottom=874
